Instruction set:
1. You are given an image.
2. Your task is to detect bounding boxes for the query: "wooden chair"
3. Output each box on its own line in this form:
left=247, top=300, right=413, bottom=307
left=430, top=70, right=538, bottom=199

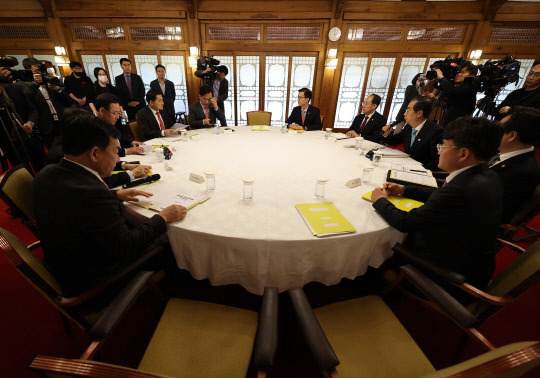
left=29, top=287, right=279, bottom=378
left=288, top=283, right=540, bottom=377
left=0, top=227, right=163, bottom=354
left=247, top=110, right=272, bottom=126
left=500, top=184, right=540, bottom=243
left=383, top=241, right=540, bottom=343
left=0, top=164, right=38, bottom=238
left=128, top=120, right=144, bottom=142
left=320, top=115, right=325, bottom=128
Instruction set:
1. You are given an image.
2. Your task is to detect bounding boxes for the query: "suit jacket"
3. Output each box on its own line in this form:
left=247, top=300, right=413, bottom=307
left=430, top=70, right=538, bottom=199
left=193, top=71, right=229, bottom=103
left=491, top=151, right=540, bottom=222
left=286, top=105, right=322, bottom=131
left=495, top=87, right=540, bottom=120
left=385, top=120, right=443, bottom=171
left=438, top=77, right=476, bottom=126
left=347, top=111, right=387, bottom=142
left=136, top=106, right=174, bottom=141
left=150, top=79, right=176, bottom=120
left=33, top=159, right=166, bottom=296
left=188, top=101, right=226, bottom=129
left=373, top=163, right=503, bottom=291
left=114, top=73, right=146, bottom=108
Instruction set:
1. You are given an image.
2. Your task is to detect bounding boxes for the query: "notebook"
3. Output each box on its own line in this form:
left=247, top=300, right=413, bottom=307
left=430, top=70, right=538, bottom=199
left=362, top=191, right=424, bottom=212
left=295, top=203, right=356, bottom=237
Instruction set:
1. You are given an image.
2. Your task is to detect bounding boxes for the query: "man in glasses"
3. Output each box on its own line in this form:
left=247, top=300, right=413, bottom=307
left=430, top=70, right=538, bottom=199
left=287, top=88, right=322, bottom=131
left=371, top=116, right=503, bottom=296
left=345, top=94, right=387, bottom=142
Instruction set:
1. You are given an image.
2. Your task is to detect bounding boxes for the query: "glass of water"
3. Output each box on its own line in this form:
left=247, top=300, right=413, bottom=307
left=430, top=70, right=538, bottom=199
left=325, top=128, right=332, bottom=139
left=355, top=137, right=364, bottom=150
left=315, top=177, right=328, bottom=198
left=372, top=152, right=383, bottom=167
left=362, top=168, right=374, bottom=184
left=243, top=178, right=254, bottom=200
left=205, top=171, right=216, bottom=192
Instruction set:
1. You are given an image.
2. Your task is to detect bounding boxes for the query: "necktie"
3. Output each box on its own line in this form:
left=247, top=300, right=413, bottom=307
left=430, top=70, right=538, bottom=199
left=126, top=74, right=132, bottom=99
left=410, top=129, right=417, bottom=147
left=359, top=116, right=369, bottom=133
left=301, top=109, right=306, bottom=125
left=156, top=111, right=165, bottom=130
left=204, top=106, right=210, bottom=119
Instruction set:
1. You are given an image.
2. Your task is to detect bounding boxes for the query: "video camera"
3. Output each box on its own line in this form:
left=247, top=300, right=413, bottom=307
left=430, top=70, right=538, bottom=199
left=0, top=56, right=34, bottom=84
left=476, top=55, right=520, bottom=98
left=197, top=56, right=220, bottom=73
left=425, top=56, right=469, bottom=81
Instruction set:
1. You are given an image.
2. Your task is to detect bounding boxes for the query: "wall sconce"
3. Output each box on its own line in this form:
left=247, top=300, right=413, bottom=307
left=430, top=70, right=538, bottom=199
left=54, top=46, right=66, bottom=56
left=190, top=46, right=199, bottom=57
left=470, top=49, right=482, bottom=60
left=189, top=46, right=199, bottom=68
left=325, top=58, right=338, bottom=69
left=54, top=55, right=70, bottom=67
left=328, top=48, right=337, bottom=59
left=188, top=56, right=198, bottom=68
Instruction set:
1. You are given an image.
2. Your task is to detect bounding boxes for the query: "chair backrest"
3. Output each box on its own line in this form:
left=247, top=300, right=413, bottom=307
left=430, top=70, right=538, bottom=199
left=0, top=165, right=35, bottom=221
left=128, top=121, right=144, bottom=142
left=502, top=184, right=540, bottom=239
left=320, top=115, right=325, bottom=128
left=470, top=238, right=540, bottom=317
left=0, top=227, right=94, bottom=330
left=247, top=111, right=272, bottom=126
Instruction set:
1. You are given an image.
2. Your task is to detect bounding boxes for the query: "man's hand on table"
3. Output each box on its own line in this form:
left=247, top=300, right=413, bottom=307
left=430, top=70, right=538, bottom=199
left=116, top=189, right=153, bottom=202
left=159, top=205, right=187, bottom=223
left=290, top=124, right=303, bottom=130
left=125, top=146, right=145, bottom=155
left=371, top=183, right=405, bottom=202
left=163, top=129, right=175, bottom=136
left=346, top=130, right=358, bottom=138
left=131, top=164, right=152, bottom=178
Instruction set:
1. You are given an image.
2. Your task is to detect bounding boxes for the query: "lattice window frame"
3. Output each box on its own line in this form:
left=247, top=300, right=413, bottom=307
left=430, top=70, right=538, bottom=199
left=265, top=26, right=322, bottom=42
left=0, top=24, right=49, bottom=40
left=346, top=25, right=404, bottom=42
left=130, top=26, right=183, bottom=41
left=405, top=26, right=465, bottom=43
left=489, top=24, right=540, bottom=44
left=72, top=25, right=126, bottom=40
left=208, top=25, right=262, bottom=41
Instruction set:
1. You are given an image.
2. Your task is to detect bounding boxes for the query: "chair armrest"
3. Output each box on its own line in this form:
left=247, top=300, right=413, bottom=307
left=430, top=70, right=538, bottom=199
left=57, top=242, right=164, bottom=307
left=288, top=288, right=340, bottom=372
left=400, top=265, right=478, bottom=329
left=496, top=238, right=526, bottom=254
left=252, top=287, right=279, bottom=370
left=89, top=270, right=155, bottom=340
left=393, top=243, right=466, bottom=285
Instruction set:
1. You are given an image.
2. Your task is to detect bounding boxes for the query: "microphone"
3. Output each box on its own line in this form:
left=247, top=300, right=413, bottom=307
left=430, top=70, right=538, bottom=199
left=122, top=174, right=161, bottom=189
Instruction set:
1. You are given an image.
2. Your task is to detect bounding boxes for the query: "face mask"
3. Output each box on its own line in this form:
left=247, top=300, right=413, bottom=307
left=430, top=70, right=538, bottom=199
left=98, top=75, right=108, bottom=84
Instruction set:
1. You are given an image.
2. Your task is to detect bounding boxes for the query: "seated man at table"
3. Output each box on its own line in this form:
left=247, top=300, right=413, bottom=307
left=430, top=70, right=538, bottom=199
left=371, top=116, right=503, bottom=294
left=382, top=96, right=443, bottom=171
left=33, top=112, right=187, bottom=301
left=287, top=88, right=322, bottom=131
left=491, top=106, right=540, bottom=222
left=188, top=84, right=226, bottom=129
left=136, top=89, right=176, bottom=141
left=345, top=94, right=387, bottom=142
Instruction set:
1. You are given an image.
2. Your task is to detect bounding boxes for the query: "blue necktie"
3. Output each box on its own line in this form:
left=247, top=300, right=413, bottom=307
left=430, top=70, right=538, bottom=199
left=410, top=129, right=417, bottom=147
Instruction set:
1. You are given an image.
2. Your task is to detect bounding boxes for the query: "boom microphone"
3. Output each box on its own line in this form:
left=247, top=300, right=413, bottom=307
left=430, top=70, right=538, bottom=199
left=122, top=174, right=161, bottom=189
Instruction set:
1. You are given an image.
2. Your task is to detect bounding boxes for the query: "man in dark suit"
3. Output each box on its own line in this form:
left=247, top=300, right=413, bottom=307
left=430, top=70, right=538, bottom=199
left=188, top=84, right=226, bottom=129
left=195, top=65, right=229, bottom=118
left=491, top=106, right=540, bottom=222
left=136, top=89, right=176, bottom=141
left=371, top=117, right=504, bottom=294
left=345, top=94, right=387, bottom=142
left=287, top=88, right=322, bottom=131
left=18, top=58, right=70, bottom=148
left=114, top=58, right=145, bottom=121
left=382, top=96, right=443, bottom=171
left=33, top=113, right=187, bottom=299
left=150, top=64, right=176, bottom=122
left=0, top=67, right=45, bottom=173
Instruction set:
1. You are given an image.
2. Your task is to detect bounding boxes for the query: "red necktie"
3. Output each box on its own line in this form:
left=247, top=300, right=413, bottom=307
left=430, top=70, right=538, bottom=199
left=301, top=110, right=306, bottom=125
left=156, top=111, right=165, bottom=130
left=359, top=116, right=369, bottom=133
left=204, top=106, right=210, bottom=119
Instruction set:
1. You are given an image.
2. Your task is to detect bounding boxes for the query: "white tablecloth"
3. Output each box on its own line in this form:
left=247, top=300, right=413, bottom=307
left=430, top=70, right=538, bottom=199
left=127, top=127, right=424, bottom=294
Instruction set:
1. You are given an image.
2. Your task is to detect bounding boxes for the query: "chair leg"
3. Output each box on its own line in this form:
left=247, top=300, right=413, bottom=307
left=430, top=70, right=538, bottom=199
left=512, top=226, right=540, bottom=242
left=59, top=313, right=71, bottom=335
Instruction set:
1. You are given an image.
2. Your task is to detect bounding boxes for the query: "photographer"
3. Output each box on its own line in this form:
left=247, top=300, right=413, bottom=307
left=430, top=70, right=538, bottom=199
left=17, top=58, right=70, bottom=148
left=495, top=60, right=540, bottom=120
left=64, top=61, right=93, bottom=111
left=0, top=66, right=45, bottom=173
left=195, top=62, right=228, bottom=123
left=429, top=63, right=478, bottom=126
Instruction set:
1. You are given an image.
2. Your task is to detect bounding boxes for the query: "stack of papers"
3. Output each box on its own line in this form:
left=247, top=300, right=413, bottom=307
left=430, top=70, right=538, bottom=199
left=295, top=203, right=356, bottom=237
left=387, top=170, right=438, bottom=188
left=131, top=182, right=210, bottom=211
left=362, top=191, right=424, bottom=212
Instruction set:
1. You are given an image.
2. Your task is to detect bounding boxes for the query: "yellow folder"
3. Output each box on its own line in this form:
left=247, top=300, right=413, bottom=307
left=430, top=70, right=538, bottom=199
left=252, top=125, right=271, bottom=131
left=362, top=191, right=424, bottom=212
left=295, top=202, right=356, bottom=237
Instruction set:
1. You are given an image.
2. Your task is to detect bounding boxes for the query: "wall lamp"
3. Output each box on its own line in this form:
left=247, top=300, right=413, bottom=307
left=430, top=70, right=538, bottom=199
left=325, top=48, right=338, bottom=69
left=189, top=46, right=199, bottom=68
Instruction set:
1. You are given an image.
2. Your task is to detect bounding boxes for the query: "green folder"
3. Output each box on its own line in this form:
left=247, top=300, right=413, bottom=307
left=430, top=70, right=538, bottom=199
left=295, top=202, right=356, bottom=237
left=362, top=191, right=424, bottom=212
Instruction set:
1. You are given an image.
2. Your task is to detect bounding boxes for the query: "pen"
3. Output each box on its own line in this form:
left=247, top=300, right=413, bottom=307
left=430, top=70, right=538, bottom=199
left=128, top=161, right=140, bottom=164
left=409, top=169, right=426, bottom=173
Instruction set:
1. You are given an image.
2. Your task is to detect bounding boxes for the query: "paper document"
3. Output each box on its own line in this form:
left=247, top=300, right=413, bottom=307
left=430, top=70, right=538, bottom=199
left=252, top=125, right=271, bottom=131
left=378, top=149, right=409, bottom=158
left=171, top=123, right=188, bottom=130
left=362, top=191, right=424, bottom=212
left=387, top=170, right=438, bottom=188
left=131, top=182, right=210, bottom=211
left=295, top=203, right=356, bottom=237
left=330, top=132, right=348, bottom=140
left=391, top=164, right=430, bottom=176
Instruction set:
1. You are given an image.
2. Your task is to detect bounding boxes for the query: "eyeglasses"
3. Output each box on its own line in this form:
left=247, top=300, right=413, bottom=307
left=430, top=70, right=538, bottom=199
left=436, top=144, right=457, bottom=152
left=297, top=96, right=306, bottom=99
left=105, top=108, right=121, bottom=117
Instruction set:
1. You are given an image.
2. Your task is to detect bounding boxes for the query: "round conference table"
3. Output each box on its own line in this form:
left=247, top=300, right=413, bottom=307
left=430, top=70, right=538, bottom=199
left=126, top=126, right=425, bottom=295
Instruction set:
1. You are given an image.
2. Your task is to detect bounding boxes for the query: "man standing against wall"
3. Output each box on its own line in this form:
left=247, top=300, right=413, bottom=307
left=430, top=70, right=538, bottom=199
left=115, top=58, right=145, bottom=121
